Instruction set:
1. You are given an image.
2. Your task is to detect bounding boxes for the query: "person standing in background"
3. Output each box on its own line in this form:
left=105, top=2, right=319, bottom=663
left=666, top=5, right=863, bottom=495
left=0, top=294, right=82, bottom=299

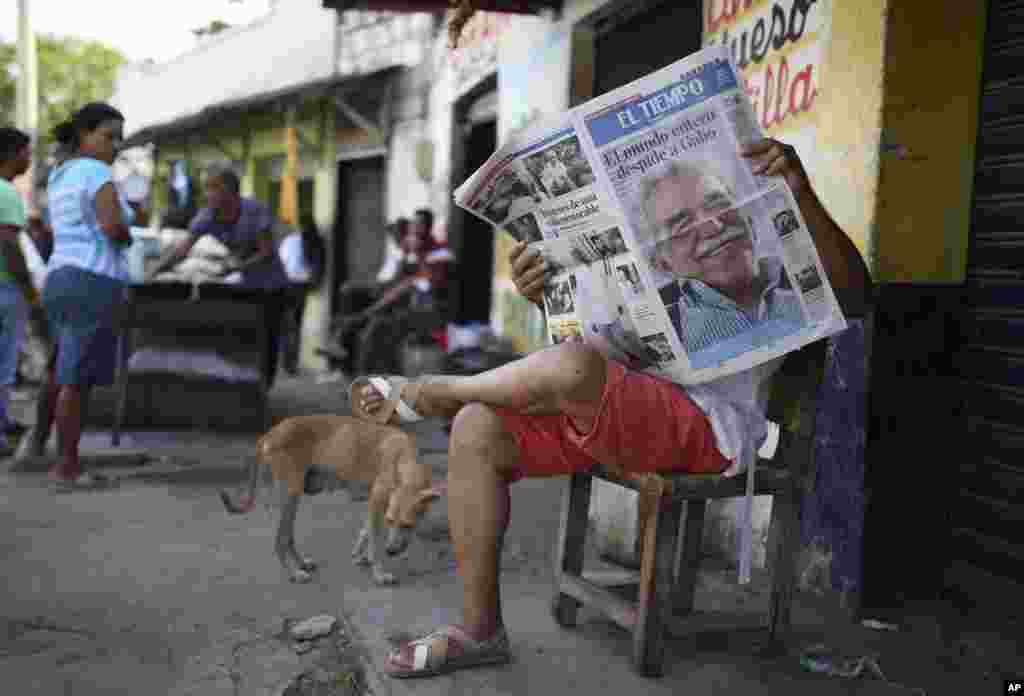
left=0, top=127, right=37, bottom=456
left=278, top=214, right=326, bottom=375
left=33, top=103, right=135, bottom=489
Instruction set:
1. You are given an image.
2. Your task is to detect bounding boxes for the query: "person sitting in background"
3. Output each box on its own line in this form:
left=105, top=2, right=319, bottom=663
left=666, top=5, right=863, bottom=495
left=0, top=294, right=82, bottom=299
left=278, top=214, right=326, bottom=375
left=353, top=208, right=455, bottom=375
left=329, top=218, right=413, bottom=375
left=0, top=127, right=36, bottom=455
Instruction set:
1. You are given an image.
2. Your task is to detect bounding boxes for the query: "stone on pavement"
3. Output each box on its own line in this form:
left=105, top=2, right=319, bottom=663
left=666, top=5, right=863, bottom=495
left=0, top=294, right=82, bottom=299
left=290, top=616, right=338, bottom=642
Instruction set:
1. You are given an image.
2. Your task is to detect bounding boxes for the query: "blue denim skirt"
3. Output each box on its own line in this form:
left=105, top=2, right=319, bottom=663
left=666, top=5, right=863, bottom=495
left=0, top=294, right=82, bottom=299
left=43, top=266, right=125, bottom=387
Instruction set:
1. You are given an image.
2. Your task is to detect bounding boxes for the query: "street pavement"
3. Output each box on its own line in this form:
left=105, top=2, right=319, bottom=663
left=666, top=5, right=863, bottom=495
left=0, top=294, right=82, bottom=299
left=0, top=373, right=1016, bottom=695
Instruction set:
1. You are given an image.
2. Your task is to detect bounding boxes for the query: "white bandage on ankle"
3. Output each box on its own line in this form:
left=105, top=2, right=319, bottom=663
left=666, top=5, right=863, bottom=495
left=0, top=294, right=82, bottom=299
left=369, top=377, right=423, bottom=423
left=413, top=643, right=430, bottom=671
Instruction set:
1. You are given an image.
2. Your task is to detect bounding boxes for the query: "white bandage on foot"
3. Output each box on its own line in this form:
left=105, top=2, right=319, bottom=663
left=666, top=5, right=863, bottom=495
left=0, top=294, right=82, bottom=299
left=369, top=377, right=424, bottom=423
left=413, top=643, right=430, bottom=671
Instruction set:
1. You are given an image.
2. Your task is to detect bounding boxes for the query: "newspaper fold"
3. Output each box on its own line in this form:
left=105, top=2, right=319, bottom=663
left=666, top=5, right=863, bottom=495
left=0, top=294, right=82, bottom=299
left=454, top=45, right=846, bottom=584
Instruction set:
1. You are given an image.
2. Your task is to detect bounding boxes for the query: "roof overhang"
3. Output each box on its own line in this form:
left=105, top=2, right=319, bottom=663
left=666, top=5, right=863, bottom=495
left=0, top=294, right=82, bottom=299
left=123, top=67, right=399, bottom=149
left=321, top=1, right=562, bottom=14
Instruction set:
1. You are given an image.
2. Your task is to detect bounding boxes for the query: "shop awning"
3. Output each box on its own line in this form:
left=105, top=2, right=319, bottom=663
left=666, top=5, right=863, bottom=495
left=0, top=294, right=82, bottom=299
left=121, top=68, right=398, bottom=149
left=322, top=1, right=562, bottom=14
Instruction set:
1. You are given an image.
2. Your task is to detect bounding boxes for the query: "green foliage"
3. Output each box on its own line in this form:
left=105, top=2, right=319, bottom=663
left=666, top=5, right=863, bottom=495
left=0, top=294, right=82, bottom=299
left=0, top=34, right=125, bottom=145
left=192, top=19, right=233, bottom=39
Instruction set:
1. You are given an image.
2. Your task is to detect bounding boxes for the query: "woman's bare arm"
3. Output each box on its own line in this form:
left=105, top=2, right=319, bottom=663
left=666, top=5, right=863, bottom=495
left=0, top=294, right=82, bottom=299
left=94, top=182, right=132, bottom=245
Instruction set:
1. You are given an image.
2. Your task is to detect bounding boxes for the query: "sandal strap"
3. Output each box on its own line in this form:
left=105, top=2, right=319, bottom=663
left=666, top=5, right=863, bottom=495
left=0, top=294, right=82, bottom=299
left=407, top=625, right=504, bottom=672
left=368, top=376, right=424, bottom=424
left=411, top=632, right=450, bottom=672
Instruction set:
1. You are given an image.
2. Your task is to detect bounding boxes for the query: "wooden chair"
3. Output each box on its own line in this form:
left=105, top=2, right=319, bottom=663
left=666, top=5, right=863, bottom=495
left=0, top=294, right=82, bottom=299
left=551, top=337, right=830, bottom=677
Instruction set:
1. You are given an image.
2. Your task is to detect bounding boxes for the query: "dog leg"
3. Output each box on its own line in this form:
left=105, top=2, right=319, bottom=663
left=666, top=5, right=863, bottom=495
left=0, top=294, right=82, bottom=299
left=289, top=543, right=318, bottom=574
left=352, top=519, right=371, bottom=567
left=275, top=483, right=314, bottom=584
left=367, top=484, right=397, bottom=586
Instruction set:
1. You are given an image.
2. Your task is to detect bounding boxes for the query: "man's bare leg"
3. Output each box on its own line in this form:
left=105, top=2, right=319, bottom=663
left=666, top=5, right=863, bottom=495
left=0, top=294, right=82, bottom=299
left=359, top=343, right=608, bottom=423
left=383, top=345, right=607, bottom=673
left=449, top=404, right=520, bottom=638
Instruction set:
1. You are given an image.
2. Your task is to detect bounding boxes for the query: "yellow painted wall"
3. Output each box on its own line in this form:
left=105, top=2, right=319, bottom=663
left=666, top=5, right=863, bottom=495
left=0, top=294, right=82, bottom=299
left=811, top=0, right=887, bottom=266
left=703, top=0, right=884, bottom=265
left=873, top=1, right=987, bottom=283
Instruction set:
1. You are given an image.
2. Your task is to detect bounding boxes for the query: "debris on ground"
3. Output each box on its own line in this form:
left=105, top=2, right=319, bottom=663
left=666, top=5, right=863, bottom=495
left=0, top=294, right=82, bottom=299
left=278, top=666, right=362, bottom=696
left=291, top=615, right=338, bottom=642
left=800, top=644, right=886, bottom=679
left=799, top=644, right=927, bottom=695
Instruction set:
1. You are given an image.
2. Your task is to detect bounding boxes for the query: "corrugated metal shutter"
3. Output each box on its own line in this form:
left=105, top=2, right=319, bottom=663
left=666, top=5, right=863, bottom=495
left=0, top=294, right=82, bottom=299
left=955, top=0, right=1024, bottom=584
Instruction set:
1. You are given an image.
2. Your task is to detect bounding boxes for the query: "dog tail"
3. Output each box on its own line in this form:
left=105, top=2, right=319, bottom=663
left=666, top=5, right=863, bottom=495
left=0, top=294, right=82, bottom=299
left=219, top=438, right=263, bottom=515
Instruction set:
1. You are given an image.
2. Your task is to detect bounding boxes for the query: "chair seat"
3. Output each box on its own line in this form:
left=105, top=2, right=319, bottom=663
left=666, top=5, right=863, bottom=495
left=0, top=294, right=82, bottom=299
left=589, top=462, right=793, bottom=500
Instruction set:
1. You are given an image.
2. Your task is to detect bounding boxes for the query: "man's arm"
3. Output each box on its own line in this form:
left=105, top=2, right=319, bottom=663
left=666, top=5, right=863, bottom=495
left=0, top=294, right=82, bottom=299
left=146, top=208, right=210, bottom=280
left=147, top=235, right=199, bottom=280
left=0, top=225, right=35, bottom=302
left=219, top=227, right=276, bottom=275
left=359, top=276, right=416, bottom=317
left=741, top=140, right=874, bottom=316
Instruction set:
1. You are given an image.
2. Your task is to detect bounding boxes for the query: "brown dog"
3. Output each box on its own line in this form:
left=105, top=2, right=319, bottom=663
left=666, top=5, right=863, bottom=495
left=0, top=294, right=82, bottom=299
left=220, top=415, right=443, bottom=585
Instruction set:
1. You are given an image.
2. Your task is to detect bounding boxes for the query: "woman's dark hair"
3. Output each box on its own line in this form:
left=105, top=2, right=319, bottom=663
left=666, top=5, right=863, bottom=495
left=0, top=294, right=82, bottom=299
left=52, top=102, right=125, bottom=149
left=0, top=127, right=30, bottom=162
left=299, top=214, right=327, bottom=289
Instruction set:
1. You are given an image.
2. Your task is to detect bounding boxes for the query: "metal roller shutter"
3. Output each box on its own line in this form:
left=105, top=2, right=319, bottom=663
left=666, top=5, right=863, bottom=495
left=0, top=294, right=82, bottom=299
left=954, top=0, right=1024, bottom=587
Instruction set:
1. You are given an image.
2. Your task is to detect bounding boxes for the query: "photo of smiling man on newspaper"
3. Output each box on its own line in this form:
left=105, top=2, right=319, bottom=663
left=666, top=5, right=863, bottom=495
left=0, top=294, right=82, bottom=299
left=637, top=161, right=807, bottom=368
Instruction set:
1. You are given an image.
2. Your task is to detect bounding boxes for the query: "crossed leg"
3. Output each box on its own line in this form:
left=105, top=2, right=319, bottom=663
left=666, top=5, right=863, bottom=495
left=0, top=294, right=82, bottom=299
left=356, top=344, right=610, bottom=675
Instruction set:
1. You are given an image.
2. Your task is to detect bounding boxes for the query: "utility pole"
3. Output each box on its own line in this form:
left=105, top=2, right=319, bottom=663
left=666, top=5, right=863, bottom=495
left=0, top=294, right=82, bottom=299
left=16, top=0, right=38, bottom=136
left=16, top=0, right=39, bottom=207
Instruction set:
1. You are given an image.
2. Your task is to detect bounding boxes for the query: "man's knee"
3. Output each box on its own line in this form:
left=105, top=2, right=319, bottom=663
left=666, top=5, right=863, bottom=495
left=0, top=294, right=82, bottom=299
left=449, top=403, right=519, bottom=477
left=545, top=342, right=607, bottom=405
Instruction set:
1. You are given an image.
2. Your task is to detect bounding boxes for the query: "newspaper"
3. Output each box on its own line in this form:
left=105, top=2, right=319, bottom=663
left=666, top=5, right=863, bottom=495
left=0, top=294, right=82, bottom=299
left=454, top=44, right=846, bottom=386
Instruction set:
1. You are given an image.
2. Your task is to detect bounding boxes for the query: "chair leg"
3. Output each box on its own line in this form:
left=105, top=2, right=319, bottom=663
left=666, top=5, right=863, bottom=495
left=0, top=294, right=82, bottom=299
left=673, top=499, right=706, bottom=618
left=633, top=496, right=682, bottom=678
left=768, top=490, right=799, bottom=641
left=552, top=473, right=592, bottom=628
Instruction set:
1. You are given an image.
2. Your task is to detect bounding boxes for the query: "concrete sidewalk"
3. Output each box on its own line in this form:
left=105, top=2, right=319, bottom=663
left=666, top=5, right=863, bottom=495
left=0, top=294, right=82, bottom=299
left=1, top=373, right=1016, bottom=695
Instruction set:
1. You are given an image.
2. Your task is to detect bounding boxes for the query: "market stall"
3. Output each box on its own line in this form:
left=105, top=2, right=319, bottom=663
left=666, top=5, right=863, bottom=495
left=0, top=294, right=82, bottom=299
left=109, top=233, right=279, bottom=442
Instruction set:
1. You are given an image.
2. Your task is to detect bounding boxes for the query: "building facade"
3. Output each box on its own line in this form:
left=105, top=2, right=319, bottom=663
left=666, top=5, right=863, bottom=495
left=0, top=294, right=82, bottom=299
left=120, top=0, right=1019, bottom=616
left=335, top=0, right=1018, bottom=617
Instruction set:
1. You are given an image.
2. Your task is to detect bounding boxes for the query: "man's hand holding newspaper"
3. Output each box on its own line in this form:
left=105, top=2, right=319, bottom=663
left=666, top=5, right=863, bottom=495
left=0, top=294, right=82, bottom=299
left=509, top=241, right=548, bottom=309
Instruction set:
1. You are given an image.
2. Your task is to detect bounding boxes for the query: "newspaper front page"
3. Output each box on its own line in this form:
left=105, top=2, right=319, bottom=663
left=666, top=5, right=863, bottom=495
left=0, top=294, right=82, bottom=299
left=454, top=45, right=846, bottom=386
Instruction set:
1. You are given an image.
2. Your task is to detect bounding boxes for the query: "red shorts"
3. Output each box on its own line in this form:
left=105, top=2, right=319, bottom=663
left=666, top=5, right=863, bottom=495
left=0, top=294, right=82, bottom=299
left=496, top=360, right=730, bottom=482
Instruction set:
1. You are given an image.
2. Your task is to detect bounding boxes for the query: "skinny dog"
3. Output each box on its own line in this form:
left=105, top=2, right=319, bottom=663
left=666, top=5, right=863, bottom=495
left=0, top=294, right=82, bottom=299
left=220, top=415, right=443, bottom=585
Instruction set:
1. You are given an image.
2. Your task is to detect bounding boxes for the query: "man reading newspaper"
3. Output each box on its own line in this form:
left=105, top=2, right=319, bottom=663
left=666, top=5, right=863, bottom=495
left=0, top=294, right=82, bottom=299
left=349, top=137, right=871, bottom=679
